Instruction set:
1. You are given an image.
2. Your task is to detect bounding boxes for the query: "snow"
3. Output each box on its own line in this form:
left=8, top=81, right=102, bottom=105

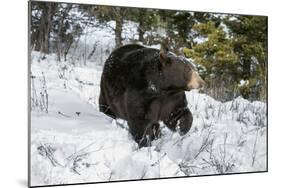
left=30, top=51, right=267, bottom=186
left=239, top=79, right=249, bottom=87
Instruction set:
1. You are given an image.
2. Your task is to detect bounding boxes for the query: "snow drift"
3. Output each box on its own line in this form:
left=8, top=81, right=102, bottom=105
left=30, top=51, right=267, bottom=186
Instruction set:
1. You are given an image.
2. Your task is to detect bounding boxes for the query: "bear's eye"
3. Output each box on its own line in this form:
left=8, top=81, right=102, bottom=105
left=167, top=52, right=178, bottom=61
left=167, top=56, right=173, bottom=64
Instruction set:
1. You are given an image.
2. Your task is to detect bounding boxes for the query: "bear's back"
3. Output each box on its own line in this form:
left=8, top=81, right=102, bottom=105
left=102, top=44, right=159, bottom=92
left=103, top=44, right=145, bottom=76
left=111, top=44, right=145, bottom=59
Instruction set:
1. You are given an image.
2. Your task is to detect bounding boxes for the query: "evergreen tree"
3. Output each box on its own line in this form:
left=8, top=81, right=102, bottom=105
left=183, top=21, right=239, bottom=100
left=224, top=15, right=267, bottom=100
left=183, top=15, right=267, bottom=101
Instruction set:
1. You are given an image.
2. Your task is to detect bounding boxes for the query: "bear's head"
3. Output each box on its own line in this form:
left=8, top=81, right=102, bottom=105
left=159, top=48, right=206, bottom=91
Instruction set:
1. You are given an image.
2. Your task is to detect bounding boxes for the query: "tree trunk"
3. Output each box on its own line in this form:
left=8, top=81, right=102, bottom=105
left=87, top=42, right=99, bottom=59
left=137, top=10, right=145, bottom=43
left=115, top=18, right=123, bottom=48
left=113, top=7, right=123, bottom=48
left=138, top=20, right=145, bottom=43
left=43, top=4, right=52, bottom=54
left=39, top=4, right=52, bottom=58
left=242, top=57, right=251, bottom=79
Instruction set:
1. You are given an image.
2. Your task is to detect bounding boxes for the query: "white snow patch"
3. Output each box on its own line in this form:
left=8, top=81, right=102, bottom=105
left=30, top=52, right=267, bottom=186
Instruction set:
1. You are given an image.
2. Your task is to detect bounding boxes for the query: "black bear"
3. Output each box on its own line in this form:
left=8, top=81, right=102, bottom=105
left=99, top=44, right=205, bottom=147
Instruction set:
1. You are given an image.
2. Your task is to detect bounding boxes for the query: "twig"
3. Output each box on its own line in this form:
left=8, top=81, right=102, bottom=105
left=66, top=141, right=96, bottom=161
left=251, top=129, right=259, bottom=167
left=58, top=111, right=71, bottom=118
left=151, top=153, right=167, bottom=167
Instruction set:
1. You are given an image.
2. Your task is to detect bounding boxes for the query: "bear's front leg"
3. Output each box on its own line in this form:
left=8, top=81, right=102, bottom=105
left=128, top=120, right=160, bottom=147
left=164, top=107, right=193, bottom=136
left=126, top=91, right=161, bottom=147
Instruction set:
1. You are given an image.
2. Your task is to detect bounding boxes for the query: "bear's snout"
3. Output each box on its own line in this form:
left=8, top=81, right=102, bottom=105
left=187, top=71, right=206, bottom=90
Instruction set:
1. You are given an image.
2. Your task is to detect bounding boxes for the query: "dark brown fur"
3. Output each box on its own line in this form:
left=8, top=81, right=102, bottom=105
left=99, top=44, right=205, bottom=147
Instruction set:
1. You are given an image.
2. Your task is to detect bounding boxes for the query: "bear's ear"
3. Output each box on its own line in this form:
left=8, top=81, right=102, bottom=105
left=159, top=38, right=172, bottom=66
left=159, top=47, right=172, bottom=66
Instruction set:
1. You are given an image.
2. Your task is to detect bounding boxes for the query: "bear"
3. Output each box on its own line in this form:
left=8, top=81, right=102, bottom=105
left=99, top=44, right=205, bottom=147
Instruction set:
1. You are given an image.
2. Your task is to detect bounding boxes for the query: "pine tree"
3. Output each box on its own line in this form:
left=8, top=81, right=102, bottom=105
left=224, top=15, right=267, bottom=100
left=183, top=15, right=267, bottom=101
left=183, top=21, right=239, bottom=100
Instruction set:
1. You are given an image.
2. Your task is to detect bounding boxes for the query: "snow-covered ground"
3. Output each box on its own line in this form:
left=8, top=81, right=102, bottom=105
left=30, top=51, right=267, bottom=186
